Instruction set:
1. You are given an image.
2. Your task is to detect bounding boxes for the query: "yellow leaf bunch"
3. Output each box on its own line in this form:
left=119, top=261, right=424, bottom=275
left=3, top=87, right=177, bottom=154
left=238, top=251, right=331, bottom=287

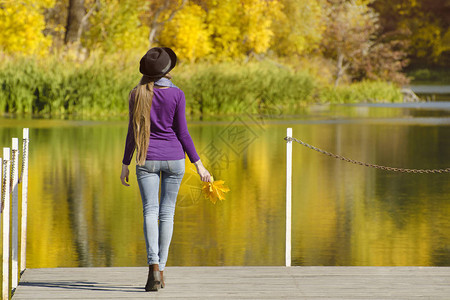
left=0, top=0, right=55, bottom=56
left=202, top=177, right=230, bottom=204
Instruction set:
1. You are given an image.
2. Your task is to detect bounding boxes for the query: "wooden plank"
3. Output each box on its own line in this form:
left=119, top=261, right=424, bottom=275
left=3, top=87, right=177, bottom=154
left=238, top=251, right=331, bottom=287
left=13, top=267, right=450, bottom=299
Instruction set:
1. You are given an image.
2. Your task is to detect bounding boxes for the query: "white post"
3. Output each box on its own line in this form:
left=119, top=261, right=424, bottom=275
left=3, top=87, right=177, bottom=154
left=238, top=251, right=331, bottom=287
left=2, top=148, right=11, bottom=299
left=11, top=138, right=19, bottom=291
left=286, top=128, right=292, bottom=267
left=20, top=128, right=29, bottom=274
left=0, top=157, right=2, bottom=290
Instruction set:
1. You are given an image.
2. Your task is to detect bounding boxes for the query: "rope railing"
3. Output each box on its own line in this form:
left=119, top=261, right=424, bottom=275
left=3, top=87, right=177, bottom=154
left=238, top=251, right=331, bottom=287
left=284, top=136, right=450, bottom=174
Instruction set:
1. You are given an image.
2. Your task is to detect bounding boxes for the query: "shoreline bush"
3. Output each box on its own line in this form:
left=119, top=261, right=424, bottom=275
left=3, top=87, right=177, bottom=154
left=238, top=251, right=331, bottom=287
left=0, top=57, right=403, bottom=119
left=407, top=68, right=450, bottom=85
left=0, top=56, right=137, bottom=117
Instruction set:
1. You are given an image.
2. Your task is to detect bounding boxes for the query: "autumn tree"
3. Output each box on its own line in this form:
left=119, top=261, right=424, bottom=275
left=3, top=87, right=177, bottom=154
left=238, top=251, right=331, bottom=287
left=372, top=0, right=450, bottom=67
left=203, top=0, right=242, bottom=60
left=83, top=0, right=149, bottom=54
left=321, top=0, right=377, bottom=85
left=43, top=0, right=69, bottom=50
left=321, top=0, right=408, bottom=85
left=65, top=0, right=85, bottom=44
left=143, top=0, right=187, bottom=47
left=158, top=0, right=283, bottom=61
left=158, top=2, right=211, bottom=62
left=271, top=0, right=324, bottom=57
left=65, top=0, right=100, bottom=46
left=208, top=0, right=282, bottom=59
left=238, top=0, right=282, bottom=57
left=349, top=31, right=409, bottom=84
left=0, top=0, right=55, bottom=56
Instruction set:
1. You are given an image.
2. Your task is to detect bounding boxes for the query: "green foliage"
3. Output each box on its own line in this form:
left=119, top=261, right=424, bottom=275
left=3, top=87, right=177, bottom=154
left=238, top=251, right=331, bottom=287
left=318, top=81, right=402, bottom=104
left=407, top=68, right=450, bottom=84
left=0, top=57, right=403, bottom=118
left=0, top=56, right=138, bottom=117
left=173, top=62, right=317, bottom=115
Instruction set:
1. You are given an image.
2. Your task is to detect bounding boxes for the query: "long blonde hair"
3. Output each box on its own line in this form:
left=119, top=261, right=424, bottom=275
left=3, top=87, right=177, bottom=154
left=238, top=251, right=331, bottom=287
left=132, top=76, right=154, bottom=166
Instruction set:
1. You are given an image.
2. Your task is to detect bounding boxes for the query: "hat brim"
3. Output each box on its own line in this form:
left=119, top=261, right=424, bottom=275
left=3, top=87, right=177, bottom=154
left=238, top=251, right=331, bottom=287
left=162, top=47, right=177, bottom=73
left=141, top=47, right=178, bottom=80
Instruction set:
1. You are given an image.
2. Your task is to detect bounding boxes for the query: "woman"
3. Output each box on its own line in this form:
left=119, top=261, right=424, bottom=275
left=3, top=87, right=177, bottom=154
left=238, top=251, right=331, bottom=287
left=120, top=47, right=211, bottom=292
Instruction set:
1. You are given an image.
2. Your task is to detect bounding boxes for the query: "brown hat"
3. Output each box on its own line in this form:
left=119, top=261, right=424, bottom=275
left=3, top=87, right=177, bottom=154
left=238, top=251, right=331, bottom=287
left=139, top=47, right=177, bottom=79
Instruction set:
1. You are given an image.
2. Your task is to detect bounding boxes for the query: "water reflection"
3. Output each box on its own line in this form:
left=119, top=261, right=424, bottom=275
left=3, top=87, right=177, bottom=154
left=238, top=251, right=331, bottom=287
left=0, top=103, right=449, bottom=267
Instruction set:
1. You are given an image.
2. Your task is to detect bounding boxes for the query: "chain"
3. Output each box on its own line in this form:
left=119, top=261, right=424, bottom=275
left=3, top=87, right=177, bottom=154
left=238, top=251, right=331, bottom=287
left=285, top=136, right=450, bottom=174
left=19, top=137, right=28, bottom=184
left=1, top=160, right=7, bottom=213
left=11, top=149, right=18, bottom=190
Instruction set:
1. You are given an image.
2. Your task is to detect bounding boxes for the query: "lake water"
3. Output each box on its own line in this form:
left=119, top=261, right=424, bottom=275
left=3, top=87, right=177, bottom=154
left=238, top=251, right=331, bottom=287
left=1, top=102, right=449, bottom=268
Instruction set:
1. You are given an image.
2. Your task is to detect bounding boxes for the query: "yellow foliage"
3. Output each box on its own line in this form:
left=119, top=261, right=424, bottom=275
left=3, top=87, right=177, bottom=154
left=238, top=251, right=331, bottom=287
left=412, top=23, right=442, bottom=59
left=83, top=0, right=149, bottom=53
left=206, top=0, right=242, bottom=59
left=272, top=0, right=324, bottom=56
left=205, top=0, right=282, bottom=59
left=159, top=3, right=212, bottom=62
left=442, top=29, right=450, bottom=50
left=240, top=0, right=282, bottom=54
left=395, top=0, right=419, bottom=15
left=0, top=1, right=55, bottom=56
left=159, top=0, right=283, bottom=61
left=396, top=13, right=446, bottom=62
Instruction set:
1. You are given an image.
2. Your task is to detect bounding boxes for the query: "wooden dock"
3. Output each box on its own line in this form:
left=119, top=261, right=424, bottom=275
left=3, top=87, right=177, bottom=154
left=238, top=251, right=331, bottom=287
left=13, top=266, right=450, bottom=299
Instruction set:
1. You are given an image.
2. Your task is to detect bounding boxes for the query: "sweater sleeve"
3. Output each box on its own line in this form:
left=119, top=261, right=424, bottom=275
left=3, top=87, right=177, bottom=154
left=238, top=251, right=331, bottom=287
left=122, top=90, right=136, bottom=165
left=173, top=91, right=200, bottom=163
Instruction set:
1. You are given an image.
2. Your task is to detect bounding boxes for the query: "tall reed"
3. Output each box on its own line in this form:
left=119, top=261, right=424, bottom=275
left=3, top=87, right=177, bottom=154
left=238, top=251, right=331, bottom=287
left=174, top=62, right=316, bottom=115
left=0, top=57, right=403, bottom=118
left=318, top=81, right=402, bottom=104
left=0, top=56, right=138, bottom=117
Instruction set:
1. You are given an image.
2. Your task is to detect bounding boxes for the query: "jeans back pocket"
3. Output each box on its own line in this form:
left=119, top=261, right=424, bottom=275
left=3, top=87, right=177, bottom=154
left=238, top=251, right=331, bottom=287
left=167, top=159, right=185, bottom=175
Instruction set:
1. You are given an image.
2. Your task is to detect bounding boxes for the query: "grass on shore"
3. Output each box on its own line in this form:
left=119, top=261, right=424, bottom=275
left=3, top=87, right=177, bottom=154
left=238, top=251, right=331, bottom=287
left=0, top=57, right=403, bottom=118
left=407, top=68, right=450, bottom=85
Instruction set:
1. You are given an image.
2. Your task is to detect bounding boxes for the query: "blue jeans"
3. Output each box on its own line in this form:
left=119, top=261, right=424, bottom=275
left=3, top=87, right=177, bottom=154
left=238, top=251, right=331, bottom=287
left=136, top=159, right=185, bottom=270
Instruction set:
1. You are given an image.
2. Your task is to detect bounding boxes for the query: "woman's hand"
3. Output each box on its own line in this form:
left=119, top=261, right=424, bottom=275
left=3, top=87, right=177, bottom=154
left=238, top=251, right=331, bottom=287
left=120, top=164, right=130, bottom=186
left=194, top=160, right=211, bottom=182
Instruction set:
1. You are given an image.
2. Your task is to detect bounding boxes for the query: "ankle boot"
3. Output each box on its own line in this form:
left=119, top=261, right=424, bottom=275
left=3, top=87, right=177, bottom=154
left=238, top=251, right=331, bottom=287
left=145, top=264, right=161, bottom=292
left=160, top=271, right=165, bottom=288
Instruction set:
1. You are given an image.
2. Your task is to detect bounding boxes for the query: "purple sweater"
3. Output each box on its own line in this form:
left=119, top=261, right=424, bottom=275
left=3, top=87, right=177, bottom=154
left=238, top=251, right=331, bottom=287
left=122, top=87, right=200, bottom=165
